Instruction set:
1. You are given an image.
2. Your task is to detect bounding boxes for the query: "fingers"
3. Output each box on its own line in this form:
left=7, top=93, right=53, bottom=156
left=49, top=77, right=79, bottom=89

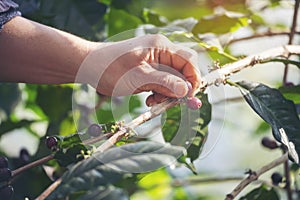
left=158, top=46, right=201, bottom=94
left=145, top=93, right=167, bottom=106
left=138, top=66, right=188, bottom=98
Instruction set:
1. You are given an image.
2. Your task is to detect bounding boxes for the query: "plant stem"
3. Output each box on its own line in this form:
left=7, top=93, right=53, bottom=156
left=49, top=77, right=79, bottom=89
left=12, top=154, right=54, bottom=177
left=227, top=31, right=300, bottom=45
left=284, top=159, right=293, bottom=200
left=225, top=153, right=289, bottom=200
left=283, top=0, right=300, bottom=84
left=36, top=178, right=62, bottom=200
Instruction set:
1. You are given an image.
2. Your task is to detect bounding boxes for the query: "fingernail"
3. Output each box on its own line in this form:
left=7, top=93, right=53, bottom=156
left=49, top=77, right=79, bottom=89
left=174, top=81, right=188, bottom=98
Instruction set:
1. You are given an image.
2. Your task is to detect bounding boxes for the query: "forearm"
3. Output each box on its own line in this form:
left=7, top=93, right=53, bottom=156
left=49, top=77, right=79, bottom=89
left=0, top=16, right=98, bottom=84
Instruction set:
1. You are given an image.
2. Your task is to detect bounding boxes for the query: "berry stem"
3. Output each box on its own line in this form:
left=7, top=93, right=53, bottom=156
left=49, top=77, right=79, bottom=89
left=12, top=154, right=54, bottom=177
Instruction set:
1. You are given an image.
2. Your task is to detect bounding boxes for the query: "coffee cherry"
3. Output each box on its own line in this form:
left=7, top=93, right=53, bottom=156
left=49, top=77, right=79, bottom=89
left=46, top=136, right=58, bottom=150
left=186, top=97, right=202, bottom=110
left=271, top=172, right=283, bottom=185
left=86, top=124, right=103, bottom=137
left=0, top=185, right=14, bottom=200
left=0, top=168, right=12, bottom=182
left=261, top=137, right=278, bottom=149
left=0, top=156, right=8, bottom=168
left=19, top=148, right=30, bottom=163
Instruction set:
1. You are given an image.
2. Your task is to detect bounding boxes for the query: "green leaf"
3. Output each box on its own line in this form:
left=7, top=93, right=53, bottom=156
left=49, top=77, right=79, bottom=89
left=107, top=8, right=142, bottom=37
left=192, top=14, right=248, bottom=35
left=161, top=93, right=211, bottom=162
left=54, top=144, right=88, bottom=167
left=238, top=81, right=300, bottom=163
left=30, top=0, right=107, bottom=40
left=239, top=184, right=279, bottom=200
left=0, top=119, right=33, bottom=136
left=47, top=141, right=185, bottom=199
left=278, top=85, right=300, bottom=104
left=143, top=9, right=166, bottom=26
left=36, top=85, right=73, bottom=122
left=0, top=83, right=21, bottom=116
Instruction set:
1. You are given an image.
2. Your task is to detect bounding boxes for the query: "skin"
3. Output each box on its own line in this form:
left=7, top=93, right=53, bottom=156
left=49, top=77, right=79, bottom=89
left=0, top=16, right=201, bottom=106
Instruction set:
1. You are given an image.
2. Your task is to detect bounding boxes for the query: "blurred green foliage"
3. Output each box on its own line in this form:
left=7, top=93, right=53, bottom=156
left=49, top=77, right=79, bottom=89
left=0, top=0, right=299, bottom=199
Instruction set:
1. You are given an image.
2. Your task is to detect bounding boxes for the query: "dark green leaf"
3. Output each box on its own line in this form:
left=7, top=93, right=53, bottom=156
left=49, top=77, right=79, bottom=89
left=54, top=144, right=88, bottom=167
left=161, top=93, right=211, bottom=162
left=239, top=184, right=279, bottom=200
left=278, top=85, right=300, bottom=104
left=0, top=119, right=33, bottom=136
left=36, top=85, right=73, bottom=122
left=0, top=83, right=21, bottom=116
left=47, top=141, right=185, bottom=199
left=238, top=81, right=300, bottom=163
left=20, top=0, right=107, bottom=40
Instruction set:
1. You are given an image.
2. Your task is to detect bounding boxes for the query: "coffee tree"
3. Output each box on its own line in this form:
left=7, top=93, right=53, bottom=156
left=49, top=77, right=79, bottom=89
left=0, top=0, right=299, bottom=199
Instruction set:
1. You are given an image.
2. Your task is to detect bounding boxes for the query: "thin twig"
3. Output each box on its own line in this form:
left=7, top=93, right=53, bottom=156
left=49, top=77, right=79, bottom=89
left=227, top=31, right=300, bottom=45
left=36, top=178, right=62, bottom=200
left=225, top=153, right=289, bottom=200
left=12, top=154, right=54, bottom=177
left=283, top=0, right=300, bottom=84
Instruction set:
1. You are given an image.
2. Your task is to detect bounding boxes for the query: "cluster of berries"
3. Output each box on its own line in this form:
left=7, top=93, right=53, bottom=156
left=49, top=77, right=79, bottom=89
left=0, top=156, right=13, bottom=200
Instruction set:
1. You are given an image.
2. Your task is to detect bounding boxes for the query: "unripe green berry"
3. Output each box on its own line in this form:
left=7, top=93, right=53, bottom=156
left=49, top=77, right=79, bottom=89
left=0, top=185, right=14, bottom=200
left=0, top=156, right=8, bottom=168
left=186, top=97, right=202, bottom=110
left=86, top=124, right=103, bottom=137
left=0, top=168, right=12, bottom=182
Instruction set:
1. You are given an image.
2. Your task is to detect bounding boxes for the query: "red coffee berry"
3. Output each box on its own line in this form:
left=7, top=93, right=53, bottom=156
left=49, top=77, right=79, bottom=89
left=261, top=137, right=278, bottom=149
left=186, top=97, right=202, bottom=110
left=0, top=168, right=12, bottom=182
left=46, top=136, right=58, bottom=150
left=86, top=124, right=103, bottom=137
left=0, top=185, right=14, bottom=200
left=0, top=156, right=8, bottom=168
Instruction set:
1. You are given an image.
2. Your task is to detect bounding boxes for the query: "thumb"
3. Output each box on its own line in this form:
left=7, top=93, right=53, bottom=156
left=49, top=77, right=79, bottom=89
left=140, top=70, right=188, bottom=98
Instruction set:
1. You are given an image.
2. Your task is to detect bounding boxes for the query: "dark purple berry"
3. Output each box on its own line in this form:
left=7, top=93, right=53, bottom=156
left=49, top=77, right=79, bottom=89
left=0, top=156, right=8, bottom=168
left=0, top=185, right=14, bottom=200
left=186, top=81, right=193, bottom=97
left=86, top=124, right=103, bottom=137
left=271, top=172, right=283, bottom=185
left=19, top=148, right=30, bottom=163
left=285, top=82, right=294, bottom=87
left=261, top=137, right=278, bottom=149
left=46, top=136, right=58, bottom=150
left=186, top=97, right=202, bottom=110
left=0, top=168, right=12, bottom=182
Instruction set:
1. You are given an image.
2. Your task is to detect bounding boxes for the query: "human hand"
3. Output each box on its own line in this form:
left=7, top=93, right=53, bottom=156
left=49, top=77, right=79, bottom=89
left=78, top=34, right=201, bottom=106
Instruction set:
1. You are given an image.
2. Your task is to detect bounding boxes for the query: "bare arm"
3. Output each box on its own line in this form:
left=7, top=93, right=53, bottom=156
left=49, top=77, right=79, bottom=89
left=0, top=16, right=97, bottom=84
left=0, top=16, right=201, bottom=103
